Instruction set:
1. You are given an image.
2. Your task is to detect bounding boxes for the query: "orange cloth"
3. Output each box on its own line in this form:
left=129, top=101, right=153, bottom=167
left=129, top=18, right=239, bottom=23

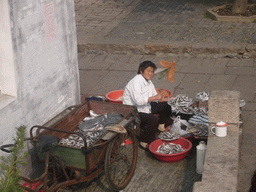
left=160, top=60, right=176, bottom=83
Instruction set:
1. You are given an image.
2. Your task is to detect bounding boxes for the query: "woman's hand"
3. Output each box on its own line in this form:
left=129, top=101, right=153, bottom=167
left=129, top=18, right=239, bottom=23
left=148, top=93, right=163, bottom=103
left=155, top=93, right=163, bottom=100
left=158, top=95, right=173, bottom=102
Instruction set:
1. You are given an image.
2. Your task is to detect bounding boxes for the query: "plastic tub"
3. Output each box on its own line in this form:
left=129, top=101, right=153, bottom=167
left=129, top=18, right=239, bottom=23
left=155, top=88, right=173, bottom=98
left=106, top=90, right=124, bottom=104
left=149, top=137, right=192, bottom=162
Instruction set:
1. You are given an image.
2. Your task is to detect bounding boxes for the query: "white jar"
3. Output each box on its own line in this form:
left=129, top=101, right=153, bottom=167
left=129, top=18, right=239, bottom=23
left=196, top=141, right=207, bottom=174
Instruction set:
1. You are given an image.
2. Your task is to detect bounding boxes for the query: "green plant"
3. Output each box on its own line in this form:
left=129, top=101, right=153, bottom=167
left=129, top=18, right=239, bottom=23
left=0, top=126, right=28, bottom=192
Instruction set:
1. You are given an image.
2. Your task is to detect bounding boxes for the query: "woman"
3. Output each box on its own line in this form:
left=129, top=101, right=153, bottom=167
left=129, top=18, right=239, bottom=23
left=123, top=61, right=173, bottom=150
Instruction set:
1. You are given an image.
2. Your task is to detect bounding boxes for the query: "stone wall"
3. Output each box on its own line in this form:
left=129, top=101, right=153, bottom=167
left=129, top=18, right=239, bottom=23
left=0, top=0, right=80, bottom=151
left=193, top=90, right=240, bottom=191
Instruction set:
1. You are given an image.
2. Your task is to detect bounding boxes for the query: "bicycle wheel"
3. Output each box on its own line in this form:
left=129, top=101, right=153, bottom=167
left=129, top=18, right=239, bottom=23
left=104, top=128, right=138, bottom=191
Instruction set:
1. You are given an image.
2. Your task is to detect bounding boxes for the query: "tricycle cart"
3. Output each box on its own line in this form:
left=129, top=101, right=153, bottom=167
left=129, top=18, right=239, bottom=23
left=1, top=100, right=140, bottom=192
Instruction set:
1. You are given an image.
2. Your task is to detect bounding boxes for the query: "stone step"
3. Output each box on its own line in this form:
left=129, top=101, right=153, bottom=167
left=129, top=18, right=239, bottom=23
left=77, top=41, right=256, bottom=57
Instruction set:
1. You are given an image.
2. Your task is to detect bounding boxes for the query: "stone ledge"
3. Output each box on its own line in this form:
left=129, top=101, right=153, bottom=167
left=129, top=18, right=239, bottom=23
left=194, top=124, right=240, bottom=192
left=193, top=90, right=240, bottom=192
left=208, top=90, right=240, bottom=124
left=206, top=4, right=256, bottom=22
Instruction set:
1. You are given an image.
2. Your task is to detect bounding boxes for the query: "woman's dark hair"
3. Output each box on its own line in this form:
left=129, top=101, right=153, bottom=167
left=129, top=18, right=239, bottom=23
left=137, top=61, right=157, bottom=74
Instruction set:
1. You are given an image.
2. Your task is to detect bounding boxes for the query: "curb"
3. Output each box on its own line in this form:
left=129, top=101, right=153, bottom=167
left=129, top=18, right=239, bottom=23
left=77, top=42, right=256, bottom=57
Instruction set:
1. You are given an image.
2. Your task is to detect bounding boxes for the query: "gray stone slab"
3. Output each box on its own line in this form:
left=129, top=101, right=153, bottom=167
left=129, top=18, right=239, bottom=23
left=79, top=54, right=110, bottom=70
left=232, top=76, right=256, bottom=102
left=189, top=57, right=204, bottom=66
left=226, top=66, right=256, bottom=75
left=174, top=74, right=211, bottom=98
left=227, top=59, right=254, bottom=67
left=241, top=111, right=256, bottom=123
left=194, top=124, right=239, bottom=192
left=204, top=75, right=237, bottom=92
left=214, top=58, right=229, bottom=67
left=180, top=64, right=226, bottom=74
left=88, top=71, right=134, bottom=95
left=240, top=130, right=256, bottom=146
left=78, top=54, right=95, bottom=69
left=176, top=56, right=192, bottom=66
left=241, top=102, right=256, bottom=111
left=202, top=57, right=216, bottom=67
left=208, top=90, right=240, bottom=124
left=79, top=70, right=108, bottom=94
left=108, top=55, right=141, bottom=71
left=127, top=55, right=144, bottom=66
left=104, top=54, right=131, bottom=66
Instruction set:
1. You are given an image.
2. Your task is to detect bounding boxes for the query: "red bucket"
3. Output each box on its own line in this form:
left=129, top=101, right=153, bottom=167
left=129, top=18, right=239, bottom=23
left=106, top=90, right=124, bottom=104
left=149, top=137, right=192, bottom=162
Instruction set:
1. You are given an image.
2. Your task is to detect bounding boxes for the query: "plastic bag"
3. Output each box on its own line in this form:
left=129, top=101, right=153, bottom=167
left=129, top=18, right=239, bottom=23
left=171, top=116, right=191, bottom=135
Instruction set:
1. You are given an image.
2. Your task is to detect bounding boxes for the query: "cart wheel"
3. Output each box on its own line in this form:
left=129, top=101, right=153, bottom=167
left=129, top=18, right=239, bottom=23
left=104, top=128, right=138, bottom=191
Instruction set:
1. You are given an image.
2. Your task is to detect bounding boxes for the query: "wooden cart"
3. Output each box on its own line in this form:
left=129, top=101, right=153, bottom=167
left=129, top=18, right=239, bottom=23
left=1, top=100, right=140, bottom=192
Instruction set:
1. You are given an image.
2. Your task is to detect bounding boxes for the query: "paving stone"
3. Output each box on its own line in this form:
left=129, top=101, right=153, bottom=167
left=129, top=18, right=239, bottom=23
left=89, top=71, right=134, bottom=95
left=78, top=54, right=96, bottom=69
left=201, top=57, right=216, bottom=67
left=79, top=54, right=110, bottom=70
left=180, top=64, right=226, bottom=74
left=107, top=55, right=132, bottom=70
left=227, top=59, right=254, bottom=67
left=241, top=111, right=256, bottom=122
left=105, top=54, right=130, bottom=65
left=226, top=66, right=256, bottom=75
left=174, top=74, right=211, bottom=98
left=214, top=58, right=229, bottom=67
left=242, top=102, right=256, bottom=111
left=232, top=76, right=256, bottom=102
left=176, top=56, right=192, bottom=66
left=79, top=70, right=108, bottom=94
left=204, top=75, right=237, bottom=92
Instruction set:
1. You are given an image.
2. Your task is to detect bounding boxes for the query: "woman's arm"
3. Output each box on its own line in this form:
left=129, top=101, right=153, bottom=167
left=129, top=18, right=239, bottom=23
left=147, top=93, right=163, bottom=103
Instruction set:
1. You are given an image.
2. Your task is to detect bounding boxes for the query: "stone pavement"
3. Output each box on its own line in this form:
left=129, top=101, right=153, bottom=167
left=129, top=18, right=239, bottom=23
left=65, top=0, right=256, bottom=191
left=75, top=0, right=256, bottom=55
left=77, top=53, right=256, bottom=192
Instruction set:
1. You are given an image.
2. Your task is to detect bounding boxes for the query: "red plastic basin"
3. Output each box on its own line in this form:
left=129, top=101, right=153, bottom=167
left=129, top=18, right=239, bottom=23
left=106, top=90, right=124, bottom=104
left=155, top=88, right=173, bottom=98
left=149, top=137, right=192, bottom=162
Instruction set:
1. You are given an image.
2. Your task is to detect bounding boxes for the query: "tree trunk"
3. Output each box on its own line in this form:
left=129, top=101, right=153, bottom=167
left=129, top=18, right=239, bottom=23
left=232, top=0, right=248, bottom=14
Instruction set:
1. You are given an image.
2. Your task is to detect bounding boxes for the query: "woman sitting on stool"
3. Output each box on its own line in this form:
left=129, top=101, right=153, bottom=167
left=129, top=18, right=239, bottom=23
left=122, top=61, right=173, bottom=150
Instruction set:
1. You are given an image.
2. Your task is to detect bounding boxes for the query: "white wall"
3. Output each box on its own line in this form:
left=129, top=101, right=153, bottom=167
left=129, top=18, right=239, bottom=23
left=0, top=0, right=16, bottom=96
left=0, top=0, right=80, bottom=151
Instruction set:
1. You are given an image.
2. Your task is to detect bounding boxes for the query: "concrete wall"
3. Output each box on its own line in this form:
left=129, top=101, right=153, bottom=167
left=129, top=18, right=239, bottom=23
left=0, top=0, right=80, bottom=150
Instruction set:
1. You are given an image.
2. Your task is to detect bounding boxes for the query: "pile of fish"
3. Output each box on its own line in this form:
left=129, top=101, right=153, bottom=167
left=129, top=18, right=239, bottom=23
left=167, top=94, right=194, bottom=114
left=188, top=114, right=209, bottom=126
left=195, top=91, right=209, bottom=102
left=167, top=94, right=208, bottom=115
left=158, top=130, right=180, bottom=141
left=156, top=142, right=185, bottom=154
left=59, top=131, right=86, bottom=148
left=58, top=111, right=123, bottom=148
